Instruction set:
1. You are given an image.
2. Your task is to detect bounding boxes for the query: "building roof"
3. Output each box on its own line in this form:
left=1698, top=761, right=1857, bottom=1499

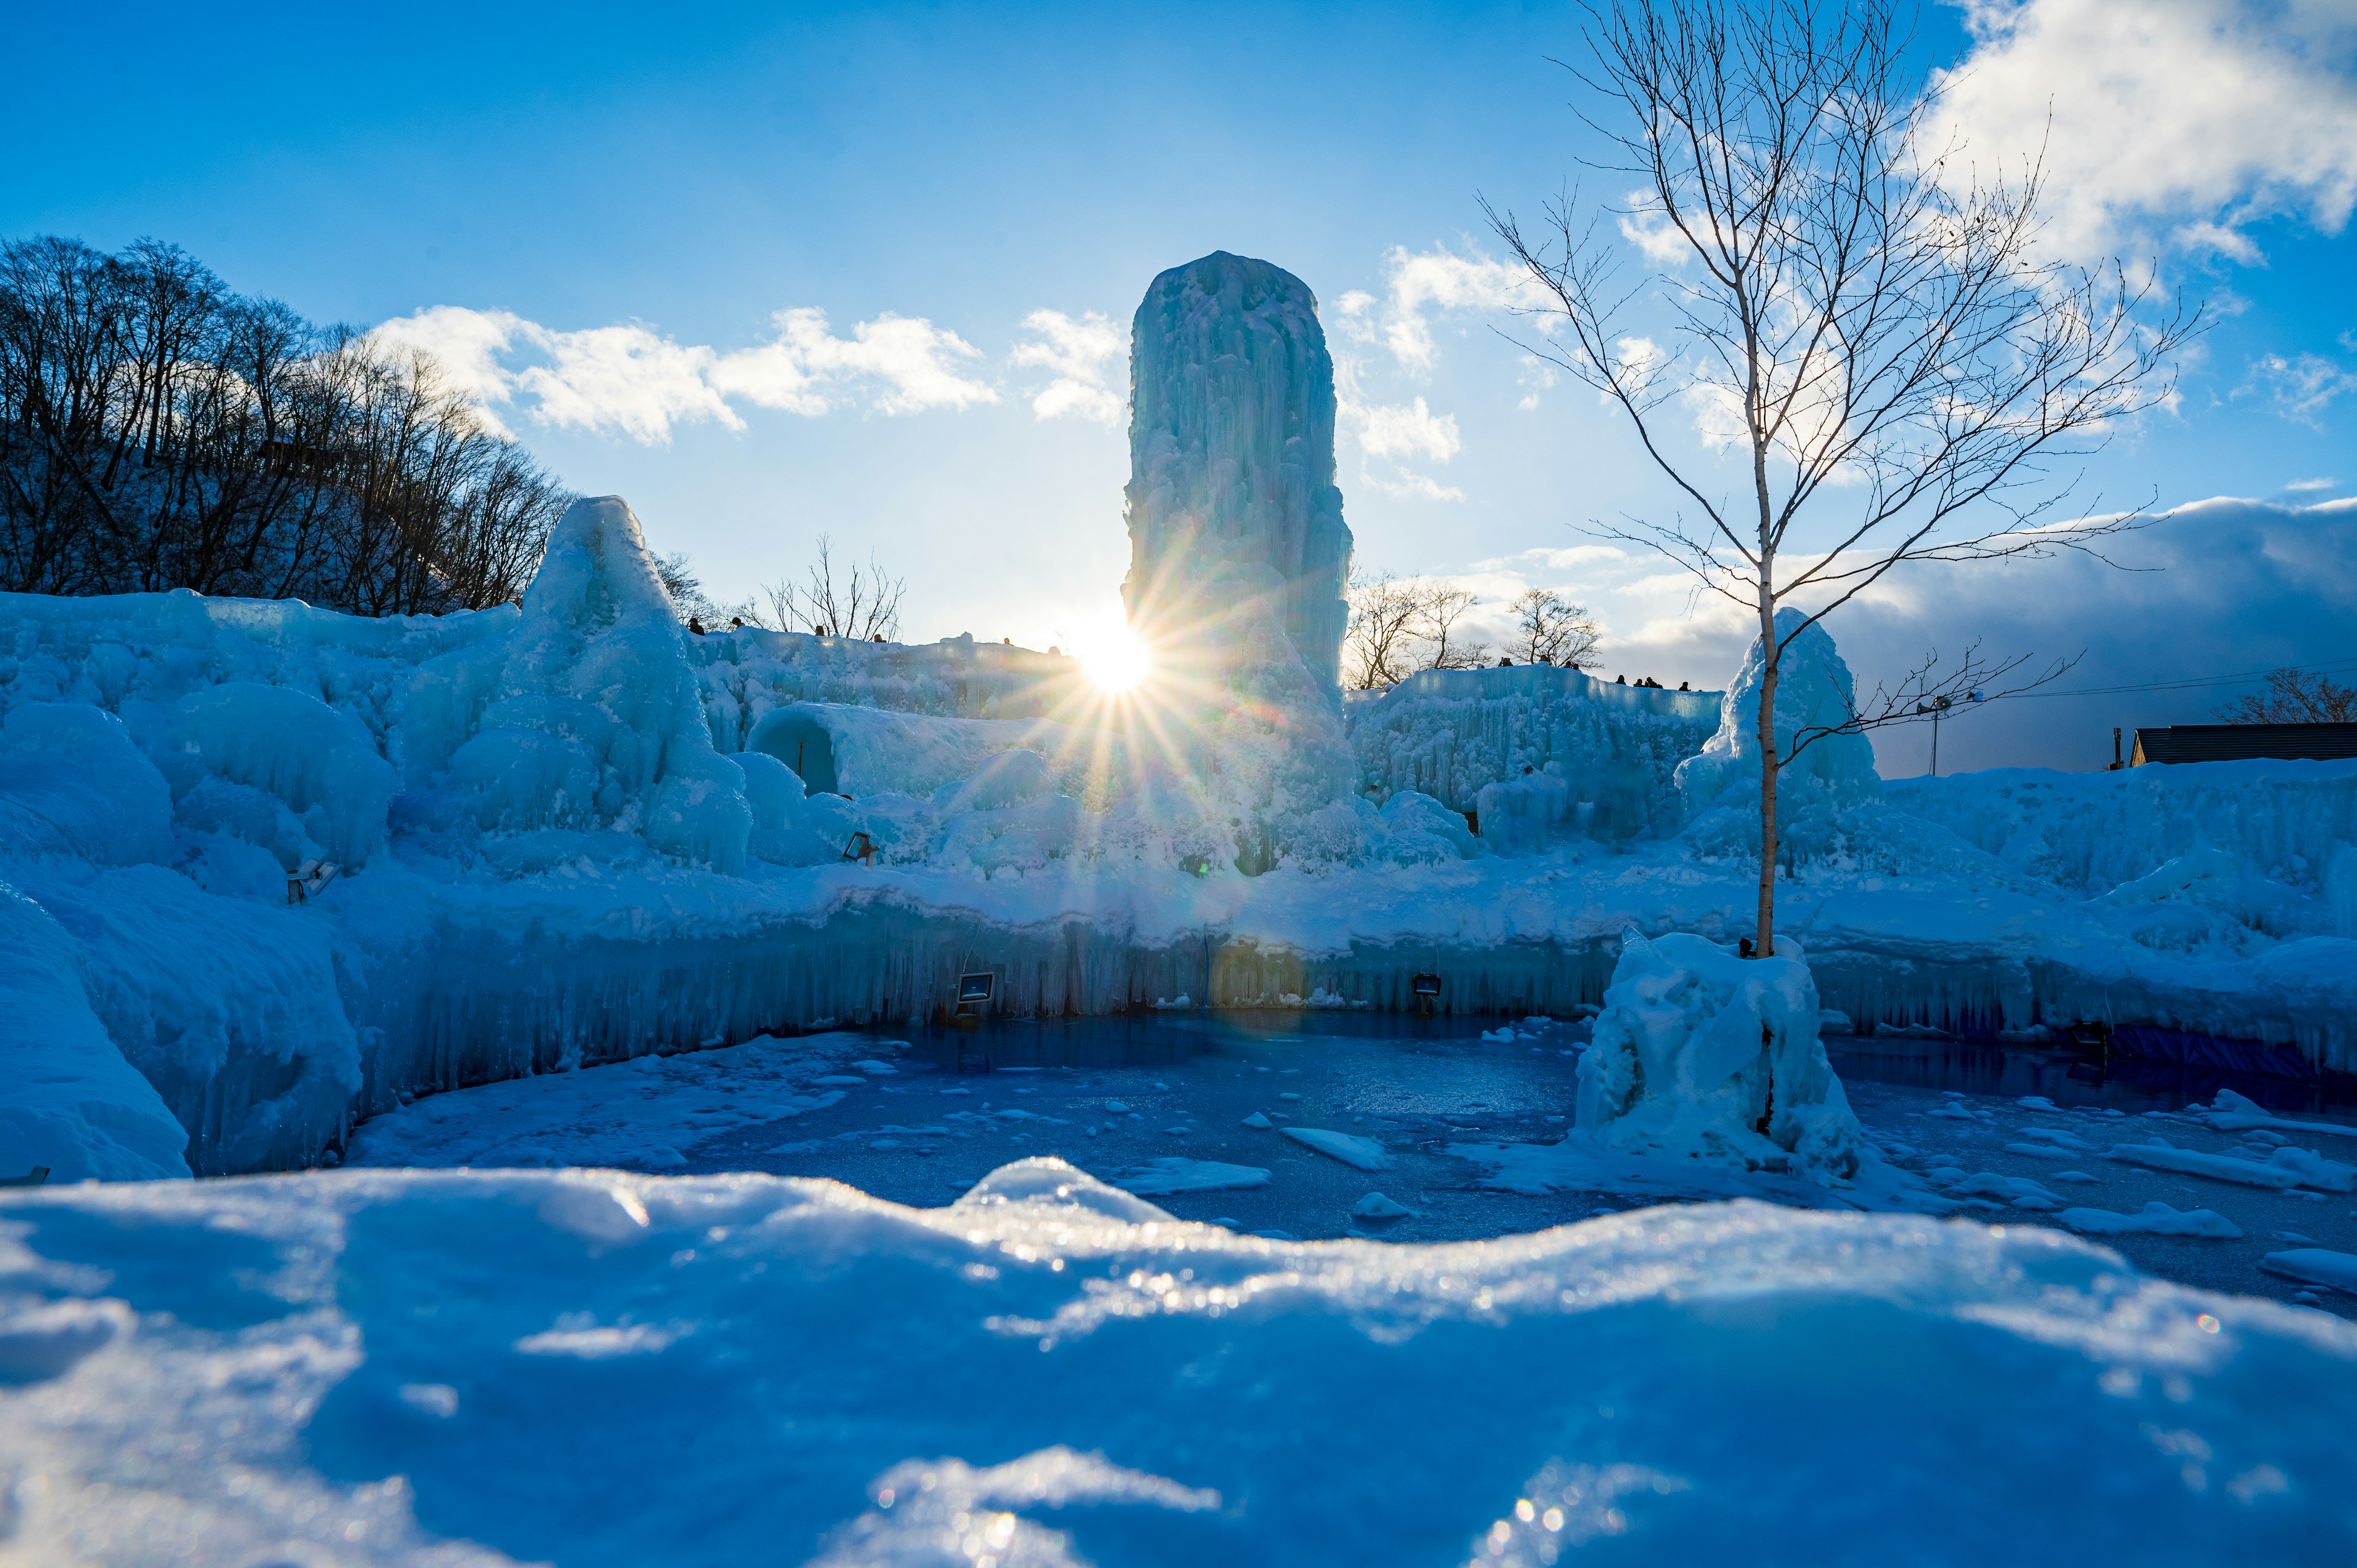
left=2131, top=723, right=2357, bottom=765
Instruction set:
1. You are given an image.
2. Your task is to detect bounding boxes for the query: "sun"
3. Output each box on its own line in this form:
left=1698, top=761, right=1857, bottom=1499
left=1078, top=620, right=1151, bottom=693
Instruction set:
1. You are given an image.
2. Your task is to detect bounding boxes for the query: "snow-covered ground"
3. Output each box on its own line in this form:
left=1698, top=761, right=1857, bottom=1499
left=6, top=1154, right=2356, bottom=1565
left=338, top=1013, right=2357, bottom=1311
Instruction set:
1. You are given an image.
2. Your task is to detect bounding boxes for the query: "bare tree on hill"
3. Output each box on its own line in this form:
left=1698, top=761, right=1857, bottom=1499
left=2216, top=667, right=2357, bottom=724
left=1342, top=571, right=1493, bottom=687
left=1511, top=587, right=1603, bottom=668
left=1485, top=0, right=2199, bottom=951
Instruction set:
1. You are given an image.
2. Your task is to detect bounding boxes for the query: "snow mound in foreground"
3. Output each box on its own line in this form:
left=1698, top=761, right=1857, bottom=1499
left=3, top=1160, right=2352, bottom=1565
left=1580, top=929, right=1866, bottom=1183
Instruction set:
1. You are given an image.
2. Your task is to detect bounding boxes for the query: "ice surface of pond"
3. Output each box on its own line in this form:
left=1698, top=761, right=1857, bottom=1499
left=343, top=1011, right=2357, bottom=1310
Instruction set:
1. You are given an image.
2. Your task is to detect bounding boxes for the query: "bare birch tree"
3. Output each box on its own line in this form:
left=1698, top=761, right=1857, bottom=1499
left=1484, top=0, right=2198, bottom=951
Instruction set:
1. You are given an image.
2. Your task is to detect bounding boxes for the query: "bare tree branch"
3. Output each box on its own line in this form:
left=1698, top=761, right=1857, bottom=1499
left=1484, top=0, right=2200, bottom=949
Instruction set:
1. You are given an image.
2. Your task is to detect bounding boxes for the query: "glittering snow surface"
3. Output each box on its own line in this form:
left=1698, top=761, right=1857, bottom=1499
left=6, top=1159, right=2357, bottom=1566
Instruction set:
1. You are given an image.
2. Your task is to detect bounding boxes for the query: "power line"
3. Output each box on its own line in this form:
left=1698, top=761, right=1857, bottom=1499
left=2002, top=654, right=2357, bottom=700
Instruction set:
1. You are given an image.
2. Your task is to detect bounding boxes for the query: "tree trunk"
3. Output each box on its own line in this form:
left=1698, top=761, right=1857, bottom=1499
left=1755, top=586, right=1778, bottom=955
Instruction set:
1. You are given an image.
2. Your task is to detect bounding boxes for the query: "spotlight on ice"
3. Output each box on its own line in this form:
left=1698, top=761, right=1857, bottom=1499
left=1079, top=620, right=1151, bottom=693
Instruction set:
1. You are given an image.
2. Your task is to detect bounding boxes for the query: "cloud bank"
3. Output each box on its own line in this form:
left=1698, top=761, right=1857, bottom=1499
left=1927, top=0, right=2357, bottom=265
left=370, top=306, right=999, bottom=443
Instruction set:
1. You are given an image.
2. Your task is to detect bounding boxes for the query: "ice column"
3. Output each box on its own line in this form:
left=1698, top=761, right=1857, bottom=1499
left=1124, top=252, right=1354, bottom=697
left=1120, top=253, right=1359, bottom=870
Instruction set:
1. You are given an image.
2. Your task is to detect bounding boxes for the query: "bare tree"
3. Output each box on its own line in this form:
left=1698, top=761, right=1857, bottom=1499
left=1343, top=572, right=1494, bottom=685
left=1417, top=584, right=1489, bottom=670
left=1511, top=587, right=1603, bottom=667
left=0, top=234, right=566, bottom=612
left=1484, top=0, right=2199, bottom=949
left=2216, top=667, right=2357, bottom=724
left=1342, top=570, right=1426, bottom=689
left=759, top=534, right=906, bottom=641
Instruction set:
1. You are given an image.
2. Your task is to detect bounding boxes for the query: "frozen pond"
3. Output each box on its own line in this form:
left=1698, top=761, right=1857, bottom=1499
left=346, top=1011, right=2357, bottom=1311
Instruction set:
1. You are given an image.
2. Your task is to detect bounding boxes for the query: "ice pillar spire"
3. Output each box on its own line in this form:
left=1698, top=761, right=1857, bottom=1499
left=1116, top=252, right=1358, bottom=872
left=1122, top=252, right=1353, bottom=697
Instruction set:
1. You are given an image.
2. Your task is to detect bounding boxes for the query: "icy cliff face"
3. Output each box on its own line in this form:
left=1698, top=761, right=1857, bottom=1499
left=1121, top=252, right=1360, bottom=870
left=1579, top=929, right=1865, bottom=1183
left=1349, top=664, right=1721, bottom=846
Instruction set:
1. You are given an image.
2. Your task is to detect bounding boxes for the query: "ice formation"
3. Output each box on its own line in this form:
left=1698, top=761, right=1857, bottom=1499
left=1578, top=929, right=1865, bottom=1183
left=406, top=496, right=753, bottom=874
left=11, top=250, right=2357, bottom=1183
left=1676, top=606, right=1880, bottom=859
left=1121, top=252, right=1359, bottom=870
left=1350, top=664, right=1720, bottom=844
left=4, top=1161, right=2353, bottom=1563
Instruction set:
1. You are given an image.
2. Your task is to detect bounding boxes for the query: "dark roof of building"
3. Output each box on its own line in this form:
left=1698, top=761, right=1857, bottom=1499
left=2132, top=724, right=2357, bottom=765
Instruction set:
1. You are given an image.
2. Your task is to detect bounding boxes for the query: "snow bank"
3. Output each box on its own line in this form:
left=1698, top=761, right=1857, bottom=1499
left=2059, top=1201, right=2243, bottom=1238
left=2, top=1162, right=2351, bottom=1563
left=1890, top=757, right=2357, bottom=928
left=1349, top=663, right=1719, bottom=840
left=1579, top=929, right=1865, bottom=1183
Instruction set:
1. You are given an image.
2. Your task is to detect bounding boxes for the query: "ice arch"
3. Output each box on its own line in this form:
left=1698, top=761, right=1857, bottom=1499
left=749, top=706, right=840, bottom=796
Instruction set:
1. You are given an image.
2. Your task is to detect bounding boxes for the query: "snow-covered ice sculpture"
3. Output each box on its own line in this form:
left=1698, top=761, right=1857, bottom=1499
left=1121, top=252, right=1358, bottom=870
left=1578, top=928, right=1865, bottom=1183
left=1674, top=608, right=1880, bottom=865
left=404, top=496, right=753, bottom=874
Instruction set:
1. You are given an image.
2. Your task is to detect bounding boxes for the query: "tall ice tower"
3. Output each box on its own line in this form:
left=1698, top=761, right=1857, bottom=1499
left=1122, top=252, right=1354, bottom=698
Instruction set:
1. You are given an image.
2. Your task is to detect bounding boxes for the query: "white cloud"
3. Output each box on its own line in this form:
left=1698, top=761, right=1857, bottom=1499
left=1364, top=468, right=1468, bottom=503
left=2239, top=350, right=2357, bottom=424
left=367, top=304, right=996, bottom=444
left=2285, top=476, right=2339, bottom=492
left=1927, top=0, right=2357, bottom=265
left=1353, top=396, right=1461, bottom=464
left=1009, top=309, right=1128, bottom=425
left=1515, top=354, right=1559, bottom=411
left=526, top=324, right=739, bottom=442
left=366, top=305, right=530, bottom=436
left=1616, top=190, right=1696, bottom=265
left=1365, top=244, right=1543, bottom=371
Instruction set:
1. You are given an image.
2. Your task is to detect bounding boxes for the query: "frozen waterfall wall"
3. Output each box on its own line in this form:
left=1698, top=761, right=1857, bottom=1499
left=1888, top=759, right=2357, bottom=923
left=1347, top=665, right=1722, bottom=837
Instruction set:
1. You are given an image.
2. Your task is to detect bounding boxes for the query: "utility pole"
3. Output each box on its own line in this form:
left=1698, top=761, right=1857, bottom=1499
left=1916, top=690, right=1986, bottom=778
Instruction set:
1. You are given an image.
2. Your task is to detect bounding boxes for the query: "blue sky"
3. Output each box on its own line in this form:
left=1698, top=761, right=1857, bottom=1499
left=7, top=0, right=2355, bottom=773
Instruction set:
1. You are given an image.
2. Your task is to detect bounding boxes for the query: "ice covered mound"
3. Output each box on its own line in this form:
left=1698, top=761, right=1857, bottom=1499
left=404, top=495, right=753, bottom=874
left=1579, top=929, right=1866, bottom=1183
left=2, top=1160, right=2351, bottom=1564
left=1676, top=606, right=1880, bottom=849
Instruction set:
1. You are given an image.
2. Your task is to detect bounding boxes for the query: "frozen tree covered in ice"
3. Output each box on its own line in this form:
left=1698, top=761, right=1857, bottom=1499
left=1580, top=928, right=1864, bottom=1184
left=1121, top=252, right=1359, bottom=871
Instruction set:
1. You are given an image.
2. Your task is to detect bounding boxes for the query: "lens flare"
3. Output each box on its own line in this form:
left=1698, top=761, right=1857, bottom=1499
left=1080, top=621, right=1151, bottom=693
